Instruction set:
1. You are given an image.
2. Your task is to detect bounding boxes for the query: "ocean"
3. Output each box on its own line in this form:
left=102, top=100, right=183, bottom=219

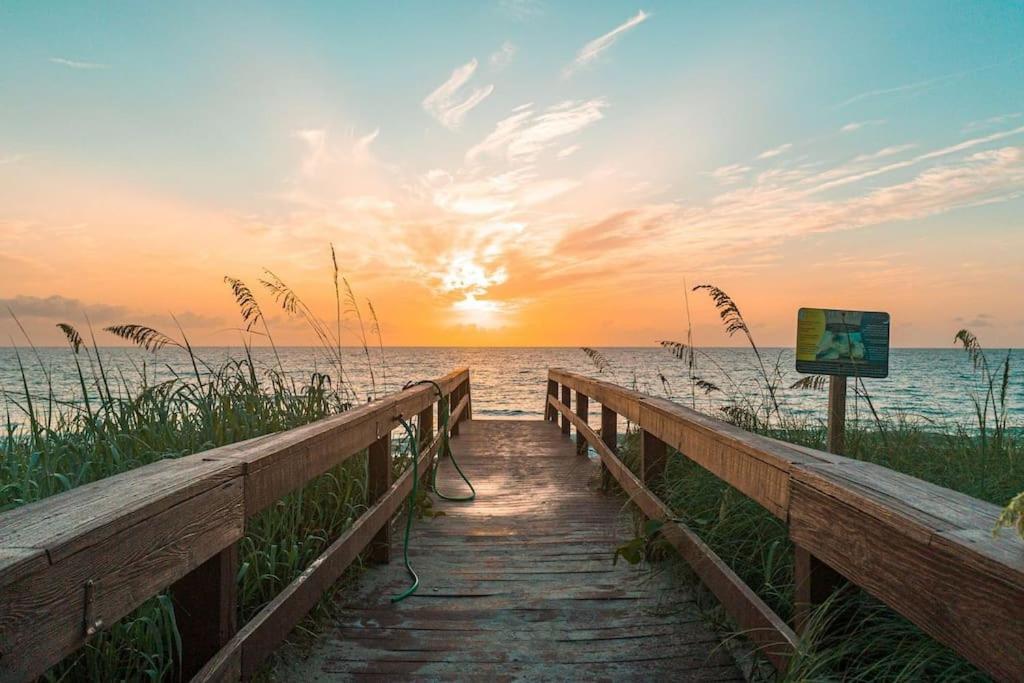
left=2, top=346, right=1021, bottom=429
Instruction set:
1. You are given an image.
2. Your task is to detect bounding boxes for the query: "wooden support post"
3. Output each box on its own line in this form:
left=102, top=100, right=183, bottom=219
left=367, top=432, right=392, bottom=563
left=450, top=384, right=462, bottom=438
left=170, top=543, right=239, bottom=680
left=575, top=392, right=589, bottom=456
left=600, top=405, right=617, bottom=491
left=464, top=377, right=472, bottom=420
left=640, top=429, right=667, bottom=490
left=793, top=545, right=845, bottom=634
left=418, top=403, right=434, bottom=485
left=560, top=385, right=571, bottom=435
left=827, top=375, right=847, bottom=455
left=546, top=379, right=558, bottom=421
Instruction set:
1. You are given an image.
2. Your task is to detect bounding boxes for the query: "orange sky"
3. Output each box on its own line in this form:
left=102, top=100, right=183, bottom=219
left=3, top=4, right=1023, bottom=348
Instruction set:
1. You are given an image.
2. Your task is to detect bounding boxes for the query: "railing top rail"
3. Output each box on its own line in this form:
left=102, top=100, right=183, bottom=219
left=547, top=367, right=1024, bottom=681
left=0, top=366, right=469, bottom=586
left=548, top=367, right=1021, bottom=573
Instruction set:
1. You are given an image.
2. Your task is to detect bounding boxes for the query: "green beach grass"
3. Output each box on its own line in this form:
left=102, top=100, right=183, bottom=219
left=0, top=275, right=1019, bottom=680
left=0, top=252, right=410, bottom=681
left=599, top=285, right=1022, bottom=682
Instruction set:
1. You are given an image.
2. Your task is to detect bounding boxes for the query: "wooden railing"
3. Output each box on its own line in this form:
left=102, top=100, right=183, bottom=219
left=0, top=368, right=472, bottom=682
left=546, top=368, right=1024, bottom=682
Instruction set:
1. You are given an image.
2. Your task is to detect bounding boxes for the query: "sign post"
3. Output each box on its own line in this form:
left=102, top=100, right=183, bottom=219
left=796, top=308, right=890, bottom=455
left=827, top=375, right=847, bottom=454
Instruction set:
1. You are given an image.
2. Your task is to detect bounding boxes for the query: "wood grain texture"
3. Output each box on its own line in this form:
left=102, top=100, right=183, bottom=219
left=789, top=472, right=1024, bottom=681
left=552, top=369, right=1024, bottom=681
left=192, top=433, right=443, bottom=682
left=277, top=420, right=742, bottom=682
left=550, top=398, right=797, bottom=671
left=0, top=479, right=244, bottom=682
left=550, top=368, right=827, bottom=518
left=0, top=369, right=467, bottom=682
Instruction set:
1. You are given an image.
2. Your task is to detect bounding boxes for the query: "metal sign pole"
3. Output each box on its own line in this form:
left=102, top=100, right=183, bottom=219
left=827, top=375, right=847, bottom=454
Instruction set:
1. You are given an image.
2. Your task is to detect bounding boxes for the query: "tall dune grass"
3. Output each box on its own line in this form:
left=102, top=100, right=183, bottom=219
left=0, top=248, right=401, bottom=681
left=608, top=283, right=1022, bottom=681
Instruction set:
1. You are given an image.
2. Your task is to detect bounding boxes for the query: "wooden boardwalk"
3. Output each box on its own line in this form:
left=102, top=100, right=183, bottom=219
left=279, top=420, right=742, bottom=681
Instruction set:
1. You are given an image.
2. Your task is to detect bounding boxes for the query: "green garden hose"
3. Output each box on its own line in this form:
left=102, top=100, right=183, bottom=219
left=391, top=381, right=476, bottom=603
left=419, top=380, right=476, bottom=502
left=391, top=415, right=420, bottom=603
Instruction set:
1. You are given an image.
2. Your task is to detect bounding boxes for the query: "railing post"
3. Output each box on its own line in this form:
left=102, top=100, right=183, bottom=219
left=367, top=431, right=392, bottom=563
left=600, top=405, right=617, bottom=490
left=546, top=379, right=558, bottom=421
left=560, top=385, right=571, bottom=435
left=450, top=384, right=462, bottom=437
left=463, top=376, right=472, bottom=421
left=793, top=545, right=844, bottom=634
left=640, top=429, right=667, bottom=489
left=575, top=392, right=589, bottom=456
left=170, top=543, right=239, bottom=680
left=418, top=402, right=434, bottom=485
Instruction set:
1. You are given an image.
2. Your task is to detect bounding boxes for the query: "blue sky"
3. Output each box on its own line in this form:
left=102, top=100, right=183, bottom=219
left=1, top=1, right=1023, bottom=345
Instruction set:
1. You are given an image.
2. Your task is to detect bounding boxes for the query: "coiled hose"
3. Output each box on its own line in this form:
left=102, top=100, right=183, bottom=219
left=391, top=381, right=476, bottom=602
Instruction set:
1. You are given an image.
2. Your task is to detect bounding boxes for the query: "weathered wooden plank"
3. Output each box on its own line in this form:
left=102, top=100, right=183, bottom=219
left=280, top=419, right=742, bottom=682
left=191, top=434, right=442, bottom=682
left=0, top=369, right=467, bottom=681
left=789, top=478, right=1024, bottom=682
left=234, top=368, right=467, bottom=515
left=0, top=548, right=48, bottom=590
left=239, top=438, right=439, bottom=679
left=0, top=479, right=244, bottom=682
left=0, top=452, right=243, bottom=567
left=550, top=369, right=827, bottom=518
left=549, top=398, right=797, bottom=670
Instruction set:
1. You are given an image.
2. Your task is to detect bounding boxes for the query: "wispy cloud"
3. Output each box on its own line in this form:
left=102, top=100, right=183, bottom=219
left=835, top=58, right=1021, bottom=109
left=757, top=143, right=792, bottom=160
left=466, top=99, right=606, bottom=163
left=852, top=144, right=916, bottom=163
left=840, top=119, right=886, bottom=133
left=49, top=56, right=108, bottom=70
left=810, top=125, right=1024, bottom=194
left=563, top=10, right=649, bottom=77
left=489, top=41, right=517, bottom=69
left=964, top=112, right=1023, bottom=133
left=556, top=144, right=580, bottom=159
left=423, top=59, right=495, bottom=129
left=707, top=163, right=751, bottom=185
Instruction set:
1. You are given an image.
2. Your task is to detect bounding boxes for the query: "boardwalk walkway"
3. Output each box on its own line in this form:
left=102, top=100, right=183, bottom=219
left=279, top=420, right=742, bottom=681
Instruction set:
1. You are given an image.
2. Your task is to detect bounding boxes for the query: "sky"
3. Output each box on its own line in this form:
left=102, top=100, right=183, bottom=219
left=1, top=1, right=1023, bottom=347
